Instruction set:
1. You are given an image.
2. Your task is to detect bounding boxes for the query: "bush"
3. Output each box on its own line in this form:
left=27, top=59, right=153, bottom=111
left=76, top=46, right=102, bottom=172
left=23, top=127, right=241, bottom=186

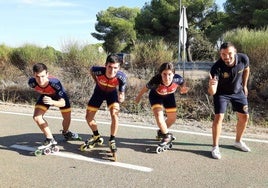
left=130, top=39, right=175, bottom=79
left=0, top=34, right=267, bottom=127
left=223, top=27, right=268, bottom=124
left=59, top=42, right=107, bottom=107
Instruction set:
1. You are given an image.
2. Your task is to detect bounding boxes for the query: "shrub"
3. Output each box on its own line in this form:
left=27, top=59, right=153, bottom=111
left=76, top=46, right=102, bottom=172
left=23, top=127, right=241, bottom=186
left=130, top=39, right=175, bottom=79
left=59, top=42, right=107, bottom=107
left=223, top=27, right=268, bottom=125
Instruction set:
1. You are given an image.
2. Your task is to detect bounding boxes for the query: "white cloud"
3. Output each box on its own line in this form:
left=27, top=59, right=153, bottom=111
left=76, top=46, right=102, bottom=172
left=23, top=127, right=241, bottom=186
left=20, top=0, right=77, bottom=7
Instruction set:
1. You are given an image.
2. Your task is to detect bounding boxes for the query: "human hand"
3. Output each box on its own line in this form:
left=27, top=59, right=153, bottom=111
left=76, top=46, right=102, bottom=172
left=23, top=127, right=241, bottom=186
left=209, top=74, right=218, bottom=87
left=118, top=92, right=125, bottom=103
left=208, top=74, right=218, bottom=96
left=180, top=85, right=190, bottom=94
left=43, top=96, right=54, bottom=106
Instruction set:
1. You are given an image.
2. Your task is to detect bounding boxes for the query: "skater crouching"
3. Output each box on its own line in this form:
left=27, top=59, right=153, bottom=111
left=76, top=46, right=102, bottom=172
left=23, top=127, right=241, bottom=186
left=28, top=63, right=79, bottom=150
left=82, top=54, right=127, bottom=156
left=135, top=62, right=189, bottom=147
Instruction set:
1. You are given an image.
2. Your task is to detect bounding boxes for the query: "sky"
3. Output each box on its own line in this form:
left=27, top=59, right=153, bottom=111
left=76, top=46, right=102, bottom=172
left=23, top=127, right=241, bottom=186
left=0, top=0, right=225, bottom=51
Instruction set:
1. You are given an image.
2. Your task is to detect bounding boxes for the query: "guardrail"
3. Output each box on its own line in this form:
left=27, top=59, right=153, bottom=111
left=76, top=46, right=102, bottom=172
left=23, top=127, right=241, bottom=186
left=176, top=62, right=214, bottom=71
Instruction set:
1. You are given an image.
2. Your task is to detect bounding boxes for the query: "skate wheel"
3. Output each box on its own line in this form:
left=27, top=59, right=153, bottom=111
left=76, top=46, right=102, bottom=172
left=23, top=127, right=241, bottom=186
left=112, top=153, right=117, bottom=162
left=156, top=146, right=163, bottom=154
left=44, top=148, right=51, bottom=155
left=80, top=144, right=87, bottom=151
left=98, top=138, right=104, bottom=145
left=34, top=149, right=42, bottom=156
left=52, top=146, right=59, bottom=153
left=168, top=143, right=173, bottom=149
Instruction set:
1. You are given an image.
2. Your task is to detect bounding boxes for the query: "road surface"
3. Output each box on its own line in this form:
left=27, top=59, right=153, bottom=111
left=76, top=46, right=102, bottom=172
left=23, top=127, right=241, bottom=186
left=0, top=109, right=268, bottom=188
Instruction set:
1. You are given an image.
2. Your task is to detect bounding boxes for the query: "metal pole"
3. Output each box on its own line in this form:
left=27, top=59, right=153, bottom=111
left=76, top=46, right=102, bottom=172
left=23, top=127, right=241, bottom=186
left=178, top=0, right=181, bottom=63
left=182, top=6, right=185, bottom=78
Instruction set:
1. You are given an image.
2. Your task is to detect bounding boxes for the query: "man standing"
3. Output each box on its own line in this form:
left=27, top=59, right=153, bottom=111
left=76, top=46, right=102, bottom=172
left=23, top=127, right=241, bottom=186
left=208, top=42, right=251, bottom=159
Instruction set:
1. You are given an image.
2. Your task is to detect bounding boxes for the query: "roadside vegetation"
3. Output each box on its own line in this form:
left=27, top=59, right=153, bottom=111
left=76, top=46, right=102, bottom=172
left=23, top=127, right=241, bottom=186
left=0, top=28, right=267, bottom=127
left=0, top=0, right=267, bottom=127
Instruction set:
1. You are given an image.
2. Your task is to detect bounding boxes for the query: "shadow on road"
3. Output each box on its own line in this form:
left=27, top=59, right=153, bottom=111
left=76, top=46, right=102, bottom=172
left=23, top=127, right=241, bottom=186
left=0, top=133, right=215, bottom=159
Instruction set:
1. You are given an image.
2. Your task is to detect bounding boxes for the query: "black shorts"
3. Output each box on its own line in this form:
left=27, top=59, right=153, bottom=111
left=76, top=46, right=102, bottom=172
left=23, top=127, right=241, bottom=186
left=149, top=90, right=177, bottom=112
left=87, top=86, right=118, bottom=111
left=35, top=94, right=71, bottom=112
left=213, top=91, right=248, bottom=114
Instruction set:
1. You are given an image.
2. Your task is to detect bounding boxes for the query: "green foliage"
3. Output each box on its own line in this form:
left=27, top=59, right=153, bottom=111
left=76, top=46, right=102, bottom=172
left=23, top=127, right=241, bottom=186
left=223, top=27, right=268, bottom=71
left=92, top=6, right=140, bottom=53
left=201, top=11, right=228, bottom=44
left=135, top=0, right=216, bottom=61
left=136, top=0, right=178, bottom=39
left=59, top=42, right=107, bottom=107
left=0, top=44, right=13, bottom=80
left=9, top=44, right=59, bottom=77
left=252, top=9, right=268, bottom=28
left=0, top=44, right=12, bottom=62
left=223, top=0, right=268, bottom=29
left=188, top=31, right=216, bottom=61
left=223, top=27, right=268, bottom=123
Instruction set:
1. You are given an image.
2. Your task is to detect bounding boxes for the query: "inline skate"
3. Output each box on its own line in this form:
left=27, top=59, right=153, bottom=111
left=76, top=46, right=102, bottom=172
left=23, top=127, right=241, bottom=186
left=109, top=139, right=117, bottom=161
left=35, top=138, right=59, bottom=156
left=156, top=133, right=173, bottom=154
left=62, top=130, right=82, bottom=141
left=80, top=135, right=104, bottom=151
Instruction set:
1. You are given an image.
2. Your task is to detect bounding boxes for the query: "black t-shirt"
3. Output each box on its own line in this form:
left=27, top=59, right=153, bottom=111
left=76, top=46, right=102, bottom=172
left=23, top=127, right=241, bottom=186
left=210, top=53, right=249, bottom=95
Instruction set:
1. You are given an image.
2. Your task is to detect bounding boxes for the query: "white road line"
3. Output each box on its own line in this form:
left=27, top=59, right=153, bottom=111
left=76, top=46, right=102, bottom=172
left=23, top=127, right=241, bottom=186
left=10, top=144, right=153, bottom=172
left=1, top=110, right=268, bottom=144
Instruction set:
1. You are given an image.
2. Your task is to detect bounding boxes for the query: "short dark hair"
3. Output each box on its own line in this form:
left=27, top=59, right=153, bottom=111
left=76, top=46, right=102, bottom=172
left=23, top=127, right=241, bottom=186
left=105, top=54, right=120, bottom=65
left=33, top=63, right=47, bottom=73
left=220, top=42, right=235, bottom=50
left=158, top=62, right=175, bottom=74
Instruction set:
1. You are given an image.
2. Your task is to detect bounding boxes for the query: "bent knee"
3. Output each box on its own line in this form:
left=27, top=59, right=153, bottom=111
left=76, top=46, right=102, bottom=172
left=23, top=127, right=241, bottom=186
left=213, top=114, right=224, bottom=124
left=33, top=115, right=43, bottom=123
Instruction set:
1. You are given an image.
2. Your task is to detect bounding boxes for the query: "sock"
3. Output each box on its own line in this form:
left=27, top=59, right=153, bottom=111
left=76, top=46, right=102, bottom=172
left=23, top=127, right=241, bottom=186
left=93, top=130, right=99, bottom=136
left=109, top=135, right=115, bottom=141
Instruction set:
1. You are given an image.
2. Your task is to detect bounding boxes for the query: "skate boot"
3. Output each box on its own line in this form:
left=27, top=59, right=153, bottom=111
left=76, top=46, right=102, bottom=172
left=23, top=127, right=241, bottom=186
left=156, top=129, right=176, bottom=141
left=62, top=130, right=82, bottom=141
left=156, top=133, right=173, bottom=154
left=109, top=139, right=117, bottom=161
left=80, top=135, right=104, bottom=151
left=35, top=138, right=59, bottom=156
left=156, top=129, right=164, bottom=141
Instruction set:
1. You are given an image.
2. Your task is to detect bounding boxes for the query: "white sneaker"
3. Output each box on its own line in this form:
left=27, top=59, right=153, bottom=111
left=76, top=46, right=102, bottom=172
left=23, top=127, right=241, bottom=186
left=211, top=146, right=221, bottom=159
left=234, top=141, right=251, bottom=152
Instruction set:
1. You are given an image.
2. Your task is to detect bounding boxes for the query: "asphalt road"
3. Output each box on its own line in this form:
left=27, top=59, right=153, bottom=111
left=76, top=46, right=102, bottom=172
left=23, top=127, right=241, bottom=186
left=1, top=110, right=268, bottom=188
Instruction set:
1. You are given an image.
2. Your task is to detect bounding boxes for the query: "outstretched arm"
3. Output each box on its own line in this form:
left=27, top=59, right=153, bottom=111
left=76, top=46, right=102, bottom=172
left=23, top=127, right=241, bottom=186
left=135, top=86, right=149, bottom=103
